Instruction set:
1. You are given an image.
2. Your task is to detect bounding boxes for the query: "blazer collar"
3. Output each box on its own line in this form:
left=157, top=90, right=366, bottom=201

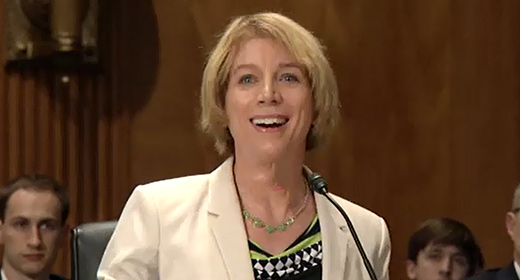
left=315, top=193, right=351, bottom=279
left=207, top=157, right=351, bottom=280
left=207, top=157, right=255, bottom=280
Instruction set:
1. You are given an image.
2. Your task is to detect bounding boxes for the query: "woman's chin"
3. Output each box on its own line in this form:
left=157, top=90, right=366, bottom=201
left=236, top=141, right=300, bottom=161
left=253, top=143, right=288, bottom=160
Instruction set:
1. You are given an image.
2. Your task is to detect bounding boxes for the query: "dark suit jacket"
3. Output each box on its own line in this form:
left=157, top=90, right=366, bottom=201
left=49, top=274, right=68, bottom=280
left=466, top=262, right=519, bottom=280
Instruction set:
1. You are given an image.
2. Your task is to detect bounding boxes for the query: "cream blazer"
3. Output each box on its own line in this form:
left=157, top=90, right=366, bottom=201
left=98, top=158, right=391, bottom=280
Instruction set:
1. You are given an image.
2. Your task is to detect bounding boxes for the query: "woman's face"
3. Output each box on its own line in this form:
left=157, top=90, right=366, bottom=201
left=225, top=37, right=313, bottom=159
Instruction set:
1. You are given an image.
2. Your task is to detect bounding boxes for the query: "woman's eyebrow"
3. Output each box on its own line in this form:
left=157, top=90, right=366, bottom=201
left=231, top=63, right=258, bottom=75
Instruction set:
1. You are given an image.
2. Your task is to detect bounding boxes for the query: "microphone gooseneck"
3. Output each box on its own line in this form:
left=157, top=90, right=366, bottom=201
left=304, top=166, right=378, bottom=280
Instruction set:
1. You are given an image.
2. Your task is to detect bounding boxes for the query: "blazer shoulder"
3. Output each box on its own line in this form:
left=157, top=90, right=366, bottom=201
left=328, top=193, right=384, bottom=224
left=132, top=174, right=211, bottom=207
left=323, top=193, right=389, bottom=248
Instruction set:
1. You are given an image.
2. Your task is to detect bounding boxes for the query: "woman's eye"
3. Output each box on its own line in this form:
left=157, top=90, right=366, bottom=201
left=280, top=74, right=300, bottom=83
left=238, top=74, right=255, bottom=84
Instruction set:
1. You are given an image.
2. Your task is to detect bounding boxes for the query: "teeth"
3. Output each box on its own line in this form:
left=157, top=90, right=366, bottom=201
left=251, top=118, right=288, bottom=125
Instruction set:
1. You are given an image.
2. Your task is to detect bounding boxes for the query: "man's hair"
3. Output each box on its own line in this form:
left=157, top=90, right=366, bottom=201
left=0, top=174, right=70, bottom=225
left=407, top=217, right=484, bottom=276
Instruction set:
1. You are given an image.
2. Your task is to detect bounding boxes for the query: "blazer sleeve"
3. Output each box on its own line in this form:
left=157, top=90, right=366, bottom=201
left=97, top=186, right=160, bottom=280
left=376, top=217, right=391, bottom=280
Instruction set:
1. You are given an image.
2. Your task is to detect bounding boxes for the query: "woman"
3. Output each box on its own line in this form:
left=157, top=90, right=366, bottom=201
left=98, top=12, right=391, bottom=280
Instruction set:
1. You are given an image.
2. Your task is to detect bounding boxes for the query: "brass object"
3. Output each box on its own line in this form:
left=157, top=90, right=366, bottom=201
left=4, top=0, right=98, bottom=66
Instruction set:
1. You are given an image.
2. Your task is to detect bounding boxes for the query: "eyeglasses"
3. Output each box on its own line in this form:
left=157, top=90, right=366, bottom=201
left=511, top=207, right=520, bottom=214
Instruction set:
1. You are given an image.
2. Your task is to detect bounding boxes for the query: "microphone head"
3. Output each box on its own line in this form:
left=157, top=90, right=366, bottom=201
left=303, top=165, right=329, bottom=195
left=308, top=173, right=328, bottom=195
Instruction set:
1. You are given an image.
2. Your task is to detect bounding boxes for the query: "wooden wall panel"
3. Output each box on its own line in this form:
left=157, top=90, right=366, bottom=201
left=449, top=0, right=520, bottom=266
left=0, top=0, right=519, bottom=279
left=126, top=1, right=520, bottom=279
left=0, top=69, right=130, bottom=277
left=0, top=1, right=129, bottom=278
left=0, top=71, right=6, bottom=182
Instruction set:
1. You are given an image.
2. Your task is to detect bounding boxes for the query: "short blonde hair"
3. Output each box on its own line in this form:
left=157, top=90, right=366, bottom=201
left=200, top=12, right=340, bottom=155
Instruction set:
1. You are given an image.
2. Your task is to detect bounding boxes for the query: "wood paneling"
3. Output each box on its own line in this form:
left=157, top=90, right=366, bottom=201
left=0, top=0, right=518, bottom=279
left=127, top=1, right=520, bottom=279
left=0, top=1, right=129, bottom=277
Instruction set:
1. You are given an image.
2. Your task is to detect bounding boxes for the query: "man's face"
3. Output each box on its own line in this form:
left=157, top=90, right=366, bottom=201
left=506, top=208, right=520, bottom=261
left=407, top=243, right=469, bottom=280
left=0, top=189, right=66, bottom=278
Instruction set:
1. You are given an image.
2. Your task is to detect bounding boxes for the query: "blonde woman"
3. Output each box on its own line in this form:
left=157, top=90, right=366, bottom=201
left=98, top=12, right=391, bottom=280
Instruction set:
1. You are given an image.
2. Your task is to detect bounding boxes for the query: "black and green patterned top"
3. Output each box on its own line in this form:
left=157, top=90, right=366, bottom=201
left=249, top=216, right=322, bottom=280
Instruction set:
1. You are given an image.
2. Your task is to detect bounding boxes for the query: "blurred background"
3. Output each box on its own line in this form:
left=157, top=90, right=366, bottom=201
left=1, top=0, right=519, bottom=279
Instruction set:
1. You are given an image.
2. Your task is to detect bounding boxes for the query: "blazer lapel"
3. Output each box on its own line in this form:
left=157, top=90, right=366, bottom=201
left=315, top=194, right=350, bottom=280
left=207, top=157, right=255, bottom=280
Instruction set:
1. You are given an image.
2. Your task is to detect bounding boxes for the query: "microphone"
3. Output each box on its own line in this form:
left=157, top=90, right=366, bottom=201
left=304, top=166, right=378, bottom=280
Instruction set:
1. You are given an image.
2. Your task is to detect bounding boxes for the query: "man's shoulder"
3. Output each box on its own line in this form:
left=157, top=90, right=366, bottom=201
left=50, top=274, right=69, bottom=280
left=466, top=264, right=517, bottom=280
left=0, top=270, right=68, bottom=280
left=466, top=269, right=500, bottom=280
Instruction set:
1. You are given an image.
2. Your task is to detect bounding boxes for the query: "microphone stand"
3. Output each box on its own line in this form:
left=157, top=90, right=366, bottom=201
left=305, top=167, right=378, bottom=280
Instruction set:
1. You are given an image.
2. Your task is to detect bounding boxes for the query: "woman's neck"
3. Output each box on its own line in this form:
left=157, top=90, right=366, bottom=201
left=233, top=152, right=308, bottom=221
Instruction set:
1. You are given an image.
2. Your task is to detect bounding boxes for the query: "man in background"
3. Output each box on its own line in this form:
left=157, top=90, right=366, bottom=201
left=406, top=217, right=484, bottom=280
left=466, top=183, right=520, bottom=280
left=0, top=174, right=70, bottom=280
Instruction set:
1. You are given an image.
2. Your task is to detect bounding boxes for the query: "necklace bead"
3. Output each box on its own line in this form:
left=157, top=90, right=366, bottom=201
left=241, top=186, right=309, bottom=234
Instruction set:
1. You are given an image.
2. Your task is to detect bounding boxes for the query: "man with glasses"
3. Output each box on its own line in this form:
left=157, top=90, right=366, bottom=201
left=466, top=184, right=520, bottom=280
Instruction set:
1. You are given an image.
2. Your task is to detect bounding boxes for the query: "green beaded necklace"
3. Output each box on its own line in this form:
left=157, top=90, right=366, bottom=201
left=241, top=185, right=310, bottom=233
